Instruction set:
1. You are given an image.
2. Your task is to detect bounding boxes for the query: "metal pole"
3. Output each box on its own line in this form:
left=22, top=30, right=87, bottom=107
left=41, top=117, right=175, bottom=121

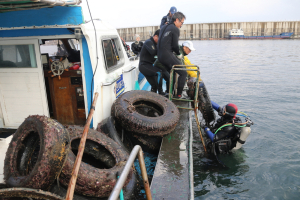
left=108, top=145, right=152, bottom=200
left=138, top=149, right=152, bottom=200
left=65, top=92, right=99, bottom=200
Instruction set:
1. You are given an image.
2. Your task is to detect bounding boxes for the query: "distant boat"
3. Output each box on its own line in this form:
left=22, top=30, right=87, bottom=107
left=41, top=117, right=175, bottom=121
left=229, top=29, right=293, bottom=39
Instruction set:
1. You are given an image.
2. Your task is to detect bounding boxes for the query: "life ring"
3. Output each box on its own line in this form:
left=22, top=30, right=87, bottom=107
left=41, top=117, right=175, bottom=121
left=96, top=116, right=134, bottom=154
left=4, top=115, right=70, bottom=190
left=58, top=125, right=134, bottom=198
left=112, top=90, right=180, bottom=137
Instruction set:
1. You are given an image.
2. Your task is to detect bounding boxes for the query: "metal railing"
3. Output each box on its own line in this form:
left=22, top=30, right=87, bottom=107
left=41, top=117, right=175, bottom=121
left=169, top=65, right=207, bottom=152
left=108, top=145, right=152, bottom=200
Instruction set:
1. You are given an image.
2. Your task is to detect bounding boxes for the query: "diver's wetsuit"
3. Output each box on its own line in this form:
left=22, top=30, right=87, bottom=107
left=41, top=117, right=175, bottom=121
left=157, top=23, right=187, bottom=96
left=204, top=101, right=242, bottom=154
left=139, top=37, right=161, bottom=92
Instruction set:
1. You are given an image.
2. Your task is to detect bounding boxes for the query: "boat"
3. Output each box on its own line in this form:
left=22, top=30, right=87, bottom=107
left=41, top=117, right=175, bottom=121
left=0, top=1, right=253, bottom=199
left=229, top=29, right=293, bottom=39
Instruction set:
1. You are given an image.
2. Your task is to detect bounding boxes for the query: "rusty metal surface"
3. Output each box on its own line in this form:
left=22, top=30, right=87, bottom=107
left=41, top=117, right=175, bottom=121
left=0, top=187, right=64, bottom=200
left=150, top=101, right=191, bottom=200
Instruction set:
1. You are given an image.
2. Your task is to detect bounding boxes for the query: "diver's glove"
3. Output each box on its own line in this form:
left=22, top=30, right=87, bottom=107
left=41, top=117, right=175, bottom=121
left=218, top=106, right=224, bottom=116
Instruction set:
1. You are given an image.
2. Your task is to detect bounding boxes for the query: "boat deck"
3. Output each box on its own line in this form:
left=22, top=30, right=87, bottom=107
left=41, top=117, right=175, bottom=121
left=150, top=101, right=193, bottom=199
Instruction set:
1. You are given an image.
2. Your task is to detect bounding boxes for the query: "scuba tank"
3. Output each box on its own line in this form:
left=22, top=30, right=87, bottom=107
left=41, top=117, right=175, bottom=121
left=233, top=126, right=251, bottom=150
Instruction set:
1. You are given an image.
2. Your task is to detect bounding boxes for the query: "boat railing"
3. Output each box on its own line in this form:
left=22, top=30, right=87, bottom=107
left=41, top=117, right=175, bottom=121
left=108, top=145, right=152, bottom=200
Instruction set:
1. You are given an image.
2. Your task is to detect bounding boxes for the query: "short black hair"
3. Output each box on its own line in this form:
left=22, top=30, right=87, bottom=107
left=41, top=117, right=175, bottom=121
left=172, top=11, right=186, bottom=22
left=154, top=29, right=160, bottom=36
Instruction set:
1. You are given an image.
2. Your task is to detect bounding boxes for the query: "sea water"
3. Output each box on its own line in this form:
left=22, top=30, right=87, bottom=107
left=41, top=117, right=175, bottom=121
left=189, top=39, right=300, bottom=199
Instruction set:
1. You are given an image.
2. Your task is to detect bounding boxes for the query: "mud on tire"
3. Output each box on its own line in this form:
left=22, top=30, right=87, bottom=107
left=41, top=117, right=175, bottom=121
left=59, top=126, right=134, bottom=198
left=112, top=90, right=180, bottom=137
left=4, top=115, right=70, bottom=190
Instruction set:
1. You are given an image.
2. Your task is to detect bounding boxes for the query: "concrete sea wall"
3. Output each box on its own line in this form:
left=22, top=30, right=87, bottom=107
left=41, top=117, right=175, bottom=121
left=117, top=21, right=300, bottom=41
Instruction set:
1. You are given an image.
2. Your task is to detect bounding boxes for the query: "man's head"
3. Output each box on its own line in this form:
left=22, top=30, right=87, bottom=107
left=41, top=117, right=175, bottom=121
left=135, top=34, right=140, bottom=42
left=153, top=29, right=160, bottom=44
left=172, top=12, right=185, bottom=28
left=182, top=41, right=195, bottom=55
left=169, top=6, right=177, bottom=18
left=221, top=103, right=238, bottom=119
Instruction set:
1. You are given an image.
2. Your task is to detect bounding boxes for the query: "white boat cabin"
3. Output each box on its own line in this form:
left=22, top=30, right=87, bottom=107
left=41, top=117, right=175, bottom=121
left=0, top=5, right=139, bottom=129
left=229, top=29, right=245, bottom=36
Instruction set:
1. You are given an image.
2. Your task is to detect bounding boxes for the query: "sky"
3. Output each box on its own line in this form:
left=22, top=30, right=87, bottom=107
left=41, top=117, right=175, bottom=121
left=81, top=0, right=300, bottom=29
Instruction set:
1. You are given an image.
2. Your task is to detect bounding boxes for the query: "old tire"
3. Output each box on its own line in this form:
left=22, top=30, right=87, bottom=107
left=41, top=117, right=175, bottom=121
left=0, top=188, right=64, bottom=200
left=4, top=115, right=70, bottom=190
left=112, top=90, right=180, bottom=137
left=198, top=81, right=215, bottom=124
left=125, top=131, right=162, bottom=154
left=96, top=116, right=134, bottom=154
left=59, top=126, right=133, bottom=198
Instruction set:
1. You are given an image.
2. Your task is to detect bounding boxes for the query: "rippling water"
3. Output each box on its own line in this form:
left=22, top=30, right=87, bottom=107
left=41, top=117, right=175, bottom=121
left=188, top=39, right=300, bottom=199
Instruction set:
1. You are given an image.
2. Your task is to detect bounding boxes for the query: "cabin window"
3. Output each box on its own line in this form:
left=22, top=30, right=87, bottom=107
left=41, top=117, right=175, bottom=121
left=102, top=37, right=124, bottom=72
left=0, top=44, right=37, bottom=68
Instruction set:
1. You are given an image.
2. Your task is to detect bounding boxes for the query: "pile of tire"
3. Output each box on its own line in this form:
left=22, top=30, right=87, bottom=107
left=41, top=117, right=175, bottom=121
left=107, top=90, right=180, bottom=154
left=3, top=115, right=139, bottom=200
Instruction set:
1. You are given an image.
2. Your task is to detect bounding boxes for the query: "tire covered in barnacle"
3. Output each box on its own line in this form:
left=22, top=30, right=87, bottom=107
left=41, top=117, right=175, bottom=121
left=0, top=187, right=64, bottom=200
left=50, top=170, right=140, bottom=200
left=4, top=115, right=70, bottom=190
left=112, top=90, right=180, bottom=137
left=59, top=125, right=135, bottom=198
left=97, top=116, right=134, bottom=154
left=187, top=79, right=215, bottom=124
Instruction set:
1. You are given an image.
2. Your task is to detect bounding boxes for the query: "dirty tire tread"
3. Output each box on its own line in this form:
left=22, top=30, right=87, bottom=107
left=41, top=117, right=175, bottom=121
left=59, top=126, right=133, bottom=198
left=4, top=115, right=70, bottom=190
left=113, top=90, right=180, bottom=136
left=0, top=187, right=64, bottom=200
left=198, top=82, right=215, bottom=124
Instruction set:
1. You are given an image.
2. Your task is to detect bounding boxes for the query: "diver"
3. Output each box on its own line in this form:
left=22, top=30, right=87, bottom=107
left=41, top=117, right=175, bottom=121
left=202, top=102, right=253, bottom=156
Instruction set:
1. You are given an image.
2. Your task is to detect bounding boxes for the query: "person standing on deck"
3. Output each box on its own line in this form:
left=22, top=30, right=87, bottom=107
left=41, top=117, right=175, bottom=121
left=139, top=29, right=165, bottom=94
left=160, top=6, right=177, bottom=28
left=157, top=11, right=187, bottom=99
left=131, top=34, right=143, bottom=56
left=154, top=41, right=196, bottom=95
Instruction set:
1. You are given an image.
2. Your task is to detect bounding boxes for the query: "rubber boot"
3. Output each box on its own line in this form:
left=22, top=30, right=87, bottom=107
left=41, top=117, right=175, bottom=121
left=151, top=75, right=158, bottom=93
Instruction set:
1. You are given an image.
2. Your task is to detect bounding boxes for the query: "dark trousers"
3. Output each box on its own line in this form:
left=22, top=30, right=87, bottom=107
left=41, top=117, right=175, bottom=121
left=158, top=53, right=187, bottom=95
left=139, top=63, right=163, bottom=92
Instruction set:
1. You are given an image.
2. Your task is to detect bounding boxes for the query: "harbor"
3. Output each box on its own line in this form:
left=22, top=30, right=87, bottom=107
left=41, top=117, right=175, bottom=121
left=117, top=21, right=300, bottom=41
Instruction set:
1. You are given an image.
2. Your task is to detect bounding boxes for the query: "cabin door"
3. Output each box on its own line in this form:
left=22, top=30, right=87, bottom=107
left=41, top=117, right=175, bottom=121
left=0, top=39, right=49, bottom=128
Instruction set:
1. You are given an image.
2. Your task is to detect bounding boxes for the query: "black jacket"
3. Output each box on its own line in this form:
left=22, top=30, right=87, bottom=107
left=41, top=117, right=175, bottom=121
left=157, top=23, right=180, bottom=56
left=160, top=13, right=172, bottom=29
left=131, top=41, right=143, bottom=55
left=139, top=37, right=157, bottom=65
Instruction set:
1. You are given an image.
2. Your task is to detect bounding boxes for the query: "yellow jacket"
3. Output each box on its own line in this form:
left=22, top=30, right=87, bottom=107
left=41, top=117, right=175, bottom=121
left=184, top=56, right=202, bottom=81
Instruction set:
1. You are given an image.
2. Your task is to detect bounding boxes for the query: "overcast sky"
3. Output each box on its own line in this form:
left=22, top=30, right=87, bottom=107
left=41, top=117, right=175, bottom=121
left=81, top=0, right=300, bottom=28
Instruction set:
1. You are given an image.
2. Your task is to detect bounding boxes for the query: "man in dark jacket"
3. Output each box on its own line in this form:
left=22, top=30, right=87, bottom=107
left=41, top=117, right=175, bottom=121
left=157, top=11, right=187, bottom=98
left=139, top=30, right=164, bottom=93
left=160, top=6, right=177, bottom=28
left=131, top=34, right=143, bottom=56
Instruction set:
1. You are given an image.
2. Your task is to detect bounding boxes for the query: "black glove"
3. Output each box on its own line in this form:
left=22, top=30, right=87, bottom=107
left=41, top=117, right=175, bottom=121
left=200, top=123, right=206, bottom=129
left=218, top=106, right=224, bottom=116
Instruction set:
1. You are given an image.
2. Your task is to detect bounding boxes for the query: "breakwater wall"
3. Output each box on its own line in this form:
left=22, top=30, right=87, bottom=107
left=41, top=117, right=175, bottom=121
left=117, top=21, right=300, bottom=41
